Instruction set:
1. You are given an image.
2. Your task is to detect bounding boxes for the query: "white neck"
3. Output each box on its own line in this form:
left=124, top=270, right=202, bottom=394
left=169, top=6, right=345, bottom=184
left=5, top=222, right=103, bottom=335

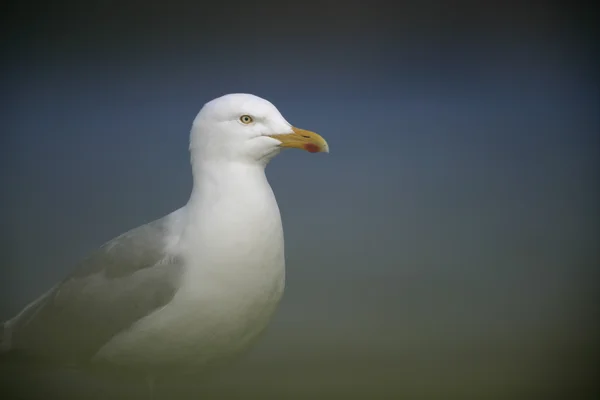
left=179, top=158, right=285, bottom=281
left=187, top=159, right=272, bottom=211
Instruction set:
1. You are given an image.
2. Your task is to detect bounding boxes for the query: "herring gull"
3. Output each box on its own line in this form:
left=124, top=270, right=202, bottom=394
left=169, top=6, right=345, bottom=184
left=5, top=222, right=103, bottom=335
left=1, top=93, right=329, bottom=385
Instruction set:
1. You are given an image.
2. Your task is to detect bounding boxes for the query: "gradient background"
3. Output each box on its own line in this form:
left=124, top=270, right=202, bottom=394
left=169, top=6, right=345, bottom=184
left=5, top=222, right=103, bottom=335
left=1, top=1, right=598, bottom=399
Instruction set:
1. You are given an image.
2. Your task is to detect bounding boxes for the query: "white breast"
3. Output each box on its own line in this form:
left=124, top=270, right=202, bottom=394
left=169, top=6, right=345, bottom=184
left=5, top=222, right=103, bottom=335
left=93, top=163, right=286, bottom=372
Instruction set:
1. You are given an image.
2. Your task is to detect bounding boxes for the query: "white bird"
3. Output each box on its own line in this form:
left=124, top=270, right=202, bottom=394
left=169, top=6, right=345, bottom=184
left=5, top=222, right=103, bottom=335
left=1, top=93, right=329, bottom=384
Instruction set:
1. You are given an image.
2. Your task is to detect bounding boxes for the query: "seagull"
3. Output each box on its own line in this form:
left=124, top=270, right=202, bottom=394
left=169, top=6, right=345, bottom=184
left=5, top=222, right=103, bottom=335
left=1, top=93, right=329, bottom=389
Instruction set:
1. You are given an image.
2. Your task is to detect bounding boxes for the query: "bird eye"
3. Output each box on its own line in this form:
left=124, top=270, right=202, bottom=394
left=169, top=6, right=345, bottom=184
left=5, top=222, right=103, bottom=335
left=239, top=115, right=254, bottom=124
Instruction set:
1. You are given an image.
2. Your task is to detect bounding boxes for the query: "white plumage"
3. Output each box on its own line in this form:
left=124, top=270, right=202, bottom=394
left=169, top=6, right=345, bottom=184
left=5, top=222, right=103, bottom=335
left=1, top=93, right=329, bottom=377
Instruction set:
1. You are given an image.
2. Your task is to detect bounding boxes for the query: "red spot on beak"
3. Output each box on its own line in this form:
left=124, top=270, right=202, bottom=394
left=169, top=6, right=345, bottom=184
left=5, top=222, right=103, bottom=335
left=304, top=143, right=320, bottom=153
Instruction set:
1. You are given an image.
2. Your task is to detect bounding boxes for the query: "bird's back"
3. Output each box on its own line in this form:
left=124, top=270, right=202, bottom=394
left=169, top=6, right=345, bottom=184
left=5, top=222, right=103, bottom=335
left=0, top=212, right=184, bottom=369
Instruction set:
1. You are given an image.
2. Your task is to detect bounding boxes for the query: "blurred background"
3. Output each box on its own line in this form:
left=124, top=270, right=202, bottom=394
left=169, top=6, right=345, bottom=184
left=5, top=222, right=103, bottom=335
left=1, top=1, right=598, bottom=399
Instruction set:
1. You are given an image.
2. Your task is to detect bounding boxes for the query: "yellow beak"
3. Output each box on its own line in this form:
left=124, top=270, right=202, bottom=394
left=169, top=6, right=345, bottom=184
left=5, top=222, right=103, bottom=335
left=268, top=127, right=329, bottom=153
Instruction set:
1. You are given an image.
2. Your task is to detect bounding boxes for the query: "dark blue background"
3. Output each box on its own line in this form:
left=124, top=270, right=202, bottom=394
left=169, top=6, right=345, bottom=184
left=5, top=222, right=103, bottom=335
left=1, top=1, right=598, bottom=398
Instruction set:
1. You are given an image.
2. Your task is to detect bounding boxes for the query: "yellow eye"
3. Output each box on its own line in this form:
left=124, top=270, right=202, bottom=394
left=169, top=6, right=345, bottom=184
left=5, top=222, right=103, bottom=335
left=240, top=115, right=253, bottom=124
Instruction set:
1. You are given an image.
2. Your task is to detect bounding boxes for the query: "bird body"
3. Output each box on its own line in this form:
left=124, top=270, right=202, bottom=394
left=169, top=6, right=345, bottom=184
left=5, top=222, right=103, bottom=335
left=1, top=93, right=329, bottom=377
left=93, top=163, right=286, bottom=372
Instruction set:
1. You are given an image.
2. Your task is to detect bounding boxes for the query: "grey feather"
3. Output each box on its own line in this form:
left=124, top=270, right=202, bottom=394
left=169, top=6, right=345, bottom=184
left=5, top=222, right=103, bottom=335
left=1, top=216, right=183, bottom=367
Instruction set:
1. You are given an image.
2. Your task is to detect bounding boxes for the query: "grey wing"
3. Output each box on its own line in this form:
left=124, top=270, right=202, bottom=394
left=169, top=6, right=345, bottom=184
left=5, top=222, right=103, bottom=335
left=1, top=216, right=184, bottom=366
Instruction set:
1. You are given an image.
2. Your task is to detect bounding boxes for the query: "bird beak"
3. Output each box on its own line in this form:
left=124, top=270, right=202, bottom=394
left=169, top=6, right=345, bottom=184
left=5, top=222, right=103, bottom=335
left=267, top=127, right=329, bottom=154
